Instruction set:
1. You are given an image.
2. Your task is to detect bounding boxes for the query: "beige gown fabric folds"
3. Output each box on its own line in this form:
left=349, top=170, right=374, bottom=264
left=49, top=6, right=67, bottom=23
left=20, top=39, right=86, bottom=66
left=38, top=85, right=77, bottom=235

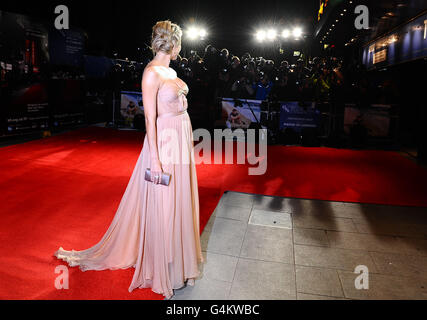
left=54, top=71, right=204, bottom=299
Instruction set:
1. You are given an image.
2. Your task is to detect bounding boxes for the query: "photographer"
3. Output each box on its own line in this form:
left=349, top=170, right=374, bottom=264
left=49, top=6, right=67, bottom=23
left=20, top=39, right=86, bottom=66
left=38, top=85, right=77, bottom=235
left=202, top=44, right=221, bottom=76
left=312, top=66, right=331, bottom=102
left=178, top=57, right=193, bottom=81
left=242, top=59, right=257, bottom=83
left=215, top=67, right=233, bottom=98
left=270, top=73, right=289, bottom=101
left=219, top=48, right=230, bottom=70
left=270, top=60, right=290, bottom=101
left=229, top=55, right=242, bottom=83
left=252, top=71, right=273, bottom=100
left=231, top=74, right=254, bottom=99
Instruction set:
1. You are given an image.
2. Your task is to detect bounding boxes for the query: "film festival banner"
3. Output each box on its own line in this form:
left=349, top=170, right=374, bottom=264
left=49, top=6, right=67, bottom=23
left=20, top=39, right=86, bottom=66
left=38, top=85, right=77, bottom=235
left=221, top=98, right=265, bottom=129
left=0, top=11, right=87, bottom=136
left=48, top=79, right=86, bottom=129
left=48, top=27, right=85, bottom=67
left=0, top=10, right=50, bottom=136
left=47, top=26, right=86, bottom=129
left=5, top=83, right=50, bottom=136
left=120, top=91, right=144, bottom=128
left=279, top=101, right=320, bottom=132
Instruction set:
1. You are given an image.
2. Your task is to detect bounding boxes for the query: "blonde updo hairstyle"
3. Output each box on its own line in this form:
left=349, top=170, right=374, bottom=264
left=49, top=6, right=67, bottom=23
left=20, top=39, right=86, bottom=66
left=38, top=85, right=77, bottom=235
left=150, top=20, right=182, bottom=56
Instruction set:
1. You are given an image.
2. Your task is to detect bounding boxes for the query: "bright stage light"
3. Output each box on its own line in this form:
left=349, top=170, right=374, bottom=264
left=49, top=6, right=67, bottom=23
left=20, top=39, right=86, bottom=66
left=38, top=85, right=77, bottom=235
left=282, top=29, right=290, bottom=38
left=256, top=26, right=304, bottom=42
left=199, top=29, right=207, bottom=38
left=267, top=29, right=277, bottom=40
left=293, top=27, right=302, bottom=38
left=256, top=30, right=266, bottom=41
left=185, top=26, right=208, bottom=40
left=187, top=27, right=199, bottom=39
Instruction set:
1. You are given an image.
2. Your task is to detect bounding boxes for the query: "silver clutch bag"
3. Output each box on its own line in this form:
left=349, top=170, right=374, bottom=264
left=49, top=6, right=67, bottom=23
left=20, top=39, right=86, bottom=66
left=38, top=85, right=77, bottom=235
left=144, top=168, right=171, bottom=186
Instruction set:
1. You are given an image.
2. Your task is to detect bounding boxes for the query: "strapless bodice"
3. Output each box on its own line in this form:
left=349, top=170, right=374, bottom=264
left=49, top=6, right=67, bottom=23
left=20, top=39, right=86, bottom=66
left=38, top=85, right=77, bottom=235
left=157, top=71, right=189, bottom=116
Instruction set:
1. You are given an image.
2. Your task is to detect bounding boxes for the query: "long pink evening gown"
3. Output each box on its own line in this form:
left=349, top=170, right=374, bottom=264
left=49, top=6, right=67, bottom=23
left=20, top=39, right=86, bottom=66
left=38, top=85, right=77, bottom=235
left=54, top=67, right=204, bottom=299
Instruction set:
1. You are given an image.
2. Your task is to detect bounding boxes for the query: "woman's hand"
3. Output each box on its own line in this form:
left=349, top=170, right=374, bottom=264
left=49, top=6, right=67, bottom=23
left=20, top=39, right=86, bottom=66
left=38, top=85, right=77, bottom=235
left=150, top=158, right=163, bottom=184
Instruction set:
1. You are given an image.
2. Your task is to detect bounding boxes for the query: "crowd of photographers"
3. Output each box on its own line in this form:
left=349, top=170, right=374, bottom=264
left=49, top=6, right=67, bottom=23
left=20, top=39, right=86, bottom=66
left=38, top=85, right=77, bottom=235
left=111, top=43, right=400, bottom=109
left=159, top=44, right=371, bottom=105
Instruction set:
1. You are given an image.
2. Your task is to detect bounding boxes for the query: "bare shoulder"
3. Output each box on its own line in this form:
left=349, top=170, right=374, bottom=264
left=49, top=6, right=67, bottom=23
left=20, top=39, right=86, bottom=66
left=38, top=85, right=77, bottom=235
left=145, top=63, right=176, bottom=77
left=143, top=64, right=160, bottom=77
left=142, top=64, right=163, bottom=86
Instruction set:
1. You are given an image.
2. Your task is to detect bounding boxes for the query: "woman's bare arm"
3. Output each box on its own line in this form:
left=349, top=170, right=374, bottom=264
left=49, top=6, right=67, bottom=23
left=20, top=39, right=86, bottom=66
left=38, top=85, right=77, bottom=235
left=141, top=66, right=163, bottom=183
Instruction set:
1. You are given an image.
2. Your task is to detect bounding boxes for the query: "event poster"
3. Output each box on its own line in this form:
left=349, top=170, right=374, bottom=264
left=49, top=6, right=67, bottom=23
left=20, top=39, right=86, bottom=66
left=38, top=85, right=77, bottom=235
left=120, top=91, right=144, bottom=128
left=279, top=101, right=320, bottom=132
left=221, top=98, right=264, bottom=129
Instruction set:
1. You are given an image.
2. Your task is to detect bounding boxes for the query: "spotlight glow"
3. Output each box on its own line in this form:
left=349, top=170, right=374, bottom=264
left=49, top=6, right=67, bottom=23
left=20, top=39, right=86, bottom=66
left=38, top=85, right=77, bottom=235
left=256, top=30, right=266, bottom=41
left=293, top=27, right=302, bottom=38
left=187, top=27, right=199, bottom=39
left=185, top=26, right=208, bottom=40
left=256, top=26, right=304, bottom=42
left=267, top=29, right=277, bottom=40
left=282, top=29, right=290, bottom=38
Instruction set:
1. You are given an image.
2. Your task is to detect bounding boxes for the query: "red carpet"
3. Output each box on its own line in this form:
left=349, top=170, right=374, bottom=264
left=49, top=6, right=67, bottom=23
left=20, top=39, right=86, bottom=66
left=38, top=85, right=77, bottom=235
left=1, top=126, right=427, bottom=299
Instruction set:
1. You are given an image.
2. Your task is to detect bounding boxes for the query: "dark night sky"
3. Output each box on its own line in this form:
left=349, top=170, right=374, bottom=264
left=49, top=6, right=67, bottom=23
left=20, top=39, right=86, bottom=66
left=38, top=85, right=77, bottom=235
left=1, top=0, right=319, bottom=59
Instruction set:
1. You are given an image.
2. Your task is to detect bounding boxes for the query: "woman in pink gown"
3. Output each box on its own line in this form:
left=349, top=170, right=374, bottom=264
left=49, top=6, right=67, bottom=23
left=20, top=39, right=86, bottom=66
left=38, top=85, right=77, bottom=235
left=54, top=20, right=204, bottom=300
